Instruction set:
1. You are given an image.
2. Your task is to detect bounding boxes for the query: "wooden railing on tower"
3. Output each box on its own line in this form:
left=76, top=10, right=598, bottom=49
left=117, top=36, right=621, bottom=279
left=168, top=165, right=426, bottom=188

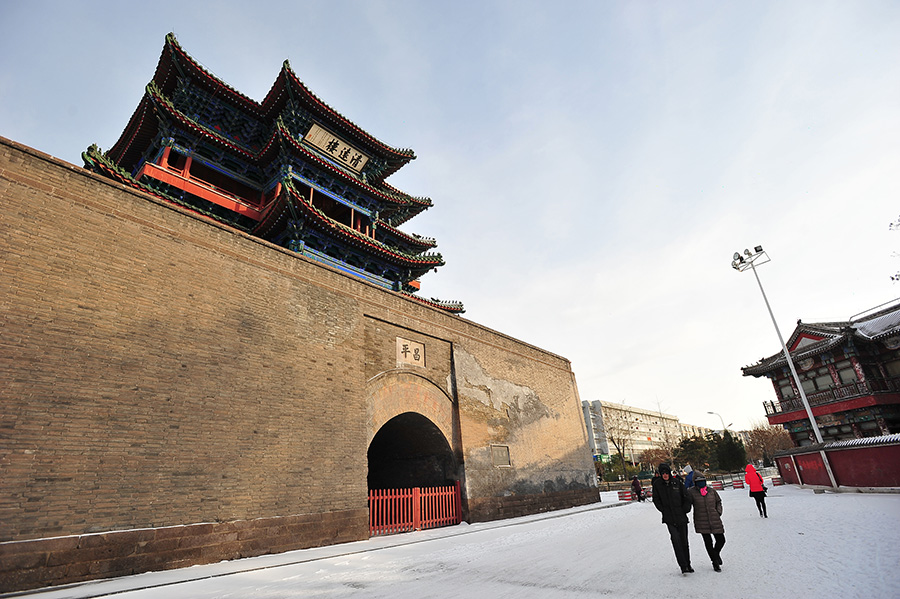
left=368, top=481, right=462, bottom=536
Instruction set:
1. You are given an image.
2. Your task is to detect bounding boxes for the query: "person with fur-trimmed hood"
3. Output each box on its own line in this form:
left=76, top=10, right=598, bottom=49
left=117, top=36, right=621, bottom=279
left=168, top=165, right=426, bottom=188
left=686, top=473, right=726, bottom=572
left=652, top=463, right=693, bottom=574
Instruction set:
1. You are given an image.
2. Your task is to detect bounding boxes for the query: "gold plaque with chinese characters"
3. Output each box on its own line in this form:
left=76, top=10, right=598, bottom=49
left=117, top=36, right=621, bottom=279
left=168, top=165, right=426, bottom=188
left=304, top=123, right=370, bottom=173
left=396, top=337, right=426, bottom=368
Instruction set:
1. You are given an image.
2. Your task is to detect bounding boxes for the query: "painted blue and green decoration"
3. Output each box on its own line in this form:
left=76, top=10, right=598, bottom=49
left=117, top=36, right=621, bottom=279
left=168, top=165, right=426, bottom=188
left=83, top=33, right=463, bottom=314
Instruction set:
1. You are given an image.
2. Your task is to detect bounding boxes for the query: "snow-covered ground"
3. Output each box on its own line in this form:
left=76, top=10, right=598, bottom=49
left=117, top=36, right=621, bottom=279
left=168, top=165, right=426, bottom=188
left=18, top=484, right=900, bottom=599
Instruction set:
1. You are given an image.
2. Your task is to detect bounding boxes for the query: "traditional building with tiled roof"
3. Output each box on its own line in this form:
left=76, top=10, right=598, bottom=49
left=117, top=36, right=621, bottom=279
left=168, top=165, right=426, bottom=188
left=742, top=301, right=900, bottom=446
left=83, top=33, right=463, bottom=313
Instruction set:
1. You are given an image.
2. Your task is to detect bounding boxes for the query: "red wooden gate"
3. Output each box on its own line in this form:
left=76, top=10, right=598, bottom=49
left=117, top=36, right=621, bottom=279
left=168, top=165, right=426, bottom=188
left=368, top=481, right=462, bottom=536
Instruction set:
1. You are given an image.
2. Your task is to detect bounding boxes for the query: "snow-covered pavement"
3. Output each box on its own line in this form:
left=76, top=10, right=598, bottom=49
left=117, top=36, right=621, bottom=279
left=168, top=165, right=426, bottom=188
left=16, top=484, right=900, bottom=599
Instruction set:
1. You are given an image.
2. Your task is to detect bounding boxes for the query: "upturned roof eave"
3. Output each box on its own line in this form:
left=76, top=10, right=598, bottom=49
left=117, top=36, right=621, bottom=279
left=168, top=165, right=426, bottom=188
left=283, top=184, right=443, bottom=271
left=134, top=88, right=424, bottom=213
left=155, top=34, right=415, bottom=171
left=107, top=95, right=159, bottom=168
left=158, top=33, right=262, bottom=116
left=741, top=336, right=847, bottom=377
left=743, top=303, right=900, bottom=377
left=784, top=321, right=849, bottom=352
left=400, top=292, right=465, bottom=314
left=265, top=63, right=416, bottom=168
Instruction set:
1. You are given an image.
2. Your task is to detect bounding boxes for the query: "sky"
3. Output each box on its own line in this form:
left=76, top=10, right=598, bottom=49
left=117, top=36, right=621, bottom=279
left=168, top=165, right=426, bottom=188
left=1, top=1, right=899, bottom=431
left=21, top=483, right=900, bottom=598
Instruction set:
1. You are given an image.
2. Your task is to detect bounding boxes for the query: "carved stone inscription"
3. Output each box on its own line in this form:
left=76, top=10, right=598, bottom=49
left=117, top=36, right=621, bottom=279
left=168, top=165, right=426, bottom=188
left=396, top=337, right=425, bottom=368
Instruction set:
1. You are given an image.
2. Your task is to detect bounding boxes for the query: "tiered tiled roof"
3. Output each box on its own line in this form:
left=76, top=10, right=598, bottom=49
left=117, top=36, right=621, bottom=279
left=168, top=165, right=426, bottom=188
left=742, top=302, right=900, bottom=376
left=84, top=33, right=463, bottom=313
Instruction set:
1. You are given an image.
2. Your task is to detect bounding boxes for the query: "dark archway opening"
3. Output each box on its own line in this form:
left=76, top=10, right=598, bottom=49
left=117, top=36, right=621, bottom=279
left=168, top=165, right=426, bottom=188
left=368, top=412, right=457, bottom=490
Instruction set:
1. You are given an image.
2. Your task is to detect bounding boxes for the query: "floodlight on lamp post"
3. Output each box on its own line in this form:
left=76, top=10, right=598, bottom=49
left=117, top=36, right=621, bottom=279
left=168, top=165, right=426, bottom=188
left=732, top=246, right=837, bottom=488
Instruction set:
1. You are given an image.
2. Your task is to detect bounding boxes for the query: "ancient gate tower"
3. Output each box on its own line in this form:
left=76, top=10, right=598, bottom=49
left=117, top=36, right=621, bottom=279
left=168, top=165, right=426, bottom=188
left=0, top=34, right=596, bottom=592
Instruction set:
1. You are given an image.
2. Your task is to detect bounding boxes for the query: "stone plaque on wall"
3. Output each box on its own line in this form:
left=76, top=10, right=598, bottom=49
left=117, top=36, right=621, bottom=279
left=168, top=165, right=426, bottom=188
left=396, top=337, right=425, bottom=368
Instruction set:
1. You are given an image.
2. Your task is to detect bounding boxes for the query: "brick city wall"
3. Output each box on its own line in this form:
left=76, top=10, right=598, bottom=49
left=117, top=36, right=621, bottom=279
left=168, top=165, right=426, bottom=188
left=0, top=137, right=596, bottom=592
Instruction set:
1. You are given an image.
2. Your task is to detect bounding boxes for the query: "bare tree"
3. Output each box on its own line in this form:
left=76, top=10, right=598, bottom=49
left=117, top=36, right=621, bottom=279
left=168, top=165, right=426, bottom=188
left=639, top=447, right=671, bottom=469
left=746, top=420, right=793, bottom=465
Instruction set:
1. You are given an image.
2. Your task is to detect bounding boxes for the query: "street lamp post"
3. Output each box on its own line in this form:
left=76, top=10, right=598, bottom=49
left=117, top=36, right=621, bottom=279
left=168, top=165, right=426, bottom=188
left=707, top=411, right=730, bottom=433
left=732, top=246, right=838, bottom=488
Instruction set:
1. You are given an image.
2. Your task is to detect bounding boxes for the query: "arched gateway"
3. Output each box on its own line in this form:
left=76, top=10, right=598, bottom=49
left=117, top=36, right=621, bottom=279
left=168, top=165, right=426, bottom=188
left=366, top=371, right=463, bottom=534
left=368, top=412, right=456, bottom=489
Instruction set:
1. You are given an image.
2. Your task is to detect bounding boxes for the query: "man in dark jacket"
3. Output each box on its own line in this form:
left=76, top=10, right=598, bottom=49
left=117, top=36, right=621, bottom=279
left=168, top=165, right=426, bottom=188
left=631, top=476, right=644, bottom=502
left=652, top=463, right=693, bottom=574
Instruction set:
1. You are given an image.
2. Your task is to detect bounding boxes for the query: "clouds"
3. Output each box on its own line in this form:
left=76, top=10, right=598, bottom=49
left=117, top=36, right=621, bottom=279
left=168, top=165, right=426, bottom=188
left=1, top=1, right=898, bottom=431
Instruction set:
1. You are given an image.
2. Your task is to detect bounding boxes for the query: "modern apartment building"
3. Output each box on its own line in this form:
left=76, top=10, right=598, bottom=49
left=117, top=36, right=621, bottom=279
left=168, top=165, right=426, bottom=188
left=581, top=400, right=712, bottom=462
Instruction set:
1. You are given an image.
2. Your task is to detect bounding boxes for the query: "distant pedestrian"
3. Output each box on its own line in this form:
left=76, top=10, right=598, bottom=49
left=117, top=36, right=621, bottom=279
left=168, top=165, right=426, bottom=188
left=745, top=463, right=768, bottom=517
left=686, top=474, right=726, bottom=572
left=631, top=476, right=644, bottom=502
left=652, top=463, right=693, bottom=574
left=684, top=467, right=695, bottom=490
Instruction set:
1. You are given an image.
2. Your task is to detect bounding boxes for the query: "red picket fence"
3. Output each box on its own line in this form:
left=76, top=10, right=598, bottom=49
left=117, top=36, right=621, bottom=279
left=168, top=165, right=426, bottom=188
left=617, top=490, right=633, bottom=501
left=732, top=480, right=745, bottom=489
left=369, top=482, right=462, bottom=537
left=710, top=480, right=724, bottom=491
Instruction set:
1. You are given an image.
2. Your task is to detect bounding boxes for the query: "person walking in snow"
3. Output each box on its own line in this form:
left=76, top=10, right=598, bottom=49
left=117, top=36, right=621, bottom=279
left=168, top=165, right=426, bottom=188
left=651, top=463, right=693, bottom=574
left=631, top=476, right=645, bottom=502
left=745, top=463, right=768, bottom=517
left=686, top=473, right=726, bottom=572
left=684, top=467, right=695, bottom=490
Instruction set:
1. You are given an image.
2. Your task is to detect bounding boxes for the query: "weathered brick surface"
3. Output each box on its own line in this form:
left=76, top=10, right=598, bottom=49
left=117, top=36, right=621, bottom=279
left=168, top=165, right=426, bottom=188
left=0, top=137, right=596, bottom=592
left=0, top=509, right=367, bottom=591
left=467, top=487, right=599, bottom=522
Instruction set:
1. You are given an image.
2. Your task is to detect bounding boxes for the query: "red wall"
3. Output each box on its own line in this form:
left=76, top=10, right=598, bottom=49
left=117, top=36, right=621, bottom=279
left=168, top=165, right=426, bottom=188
left=827, top=445, right=900, bottom=487
left=775, top=456, right=800, bottom=484
left=775, top=443, right=900, bottom=487
left=794, top=452, right=832, bottom=486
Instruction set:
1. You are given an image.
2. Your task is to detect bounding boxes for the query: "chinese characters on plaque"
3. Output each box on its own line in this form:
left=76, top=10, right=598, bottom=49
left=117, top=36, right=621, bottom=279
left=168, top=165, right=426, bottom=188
left=396, top=337, right=425, bottom=368
left=304, top=123, right=370, bottom=173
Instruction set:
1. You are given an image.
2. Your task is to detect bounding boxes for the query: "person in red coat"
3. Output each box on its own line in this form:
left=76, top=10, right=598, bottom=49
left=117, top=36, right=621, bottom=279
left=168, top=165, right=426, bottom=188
left=745, top=463, right=768, bottom=517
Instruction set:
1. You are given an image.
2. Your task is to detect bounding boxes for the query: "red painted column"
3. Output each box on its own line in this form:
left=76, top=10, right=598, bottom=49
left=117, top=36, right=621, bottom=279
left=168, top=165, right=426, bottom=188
left=850, top=357, right=866, bottom=382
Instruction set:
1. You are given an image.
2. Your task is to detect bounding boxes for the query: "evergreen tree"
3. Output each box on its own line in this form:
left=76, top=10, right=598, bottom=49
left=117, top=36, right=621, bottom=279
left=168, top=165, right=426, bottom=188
left=717, top=430, right=747, bottom=472
left=676, top=435, right=711, bottom=471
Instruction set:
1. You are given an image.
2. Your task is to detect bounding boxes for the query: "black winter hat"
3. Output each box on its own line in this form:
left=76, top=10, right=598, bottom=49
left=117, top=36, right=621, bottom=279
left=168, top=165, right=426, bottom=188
left=658, top=463, right=671, bottom=475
